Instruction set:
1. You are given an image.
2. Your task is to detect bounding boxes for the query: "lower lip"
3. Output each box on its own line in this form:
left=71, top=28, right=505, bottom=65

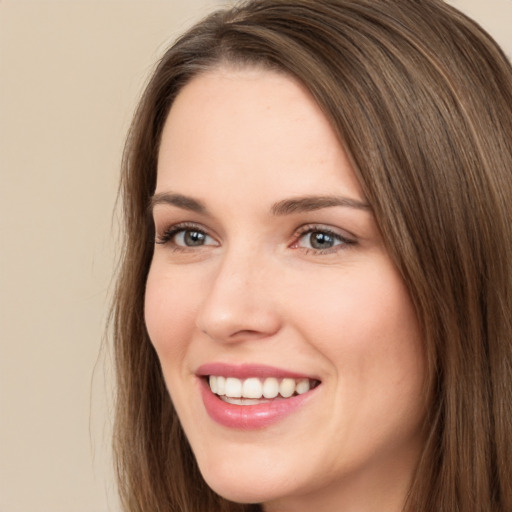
left=199, top=379, right=318, bottom=430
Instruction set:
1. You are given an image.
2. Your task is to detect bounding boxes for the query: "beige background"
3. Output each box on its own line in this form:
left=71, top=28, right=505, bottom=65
left=1, top=2, right=510, bottom=511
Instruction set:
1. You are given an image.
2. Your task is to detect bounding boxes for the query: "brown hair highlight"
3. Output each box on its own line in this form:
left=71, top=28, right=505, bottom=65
left=111, top=1, right=512, bottom=510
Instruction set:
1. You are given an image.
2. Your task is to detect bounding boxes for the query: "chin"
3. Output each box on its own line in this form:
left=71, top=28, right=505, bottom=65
left=203, top=473, right=279, bottom=505
left=196, top=450, right=294, bottom=505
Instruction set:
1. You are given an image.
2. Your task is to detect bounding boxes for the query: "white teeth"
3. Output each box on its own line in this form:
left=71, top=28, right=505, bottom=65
left=209, top=375, right=217, bottom=394
left=242, top=378, right=263, bottom=399
left=279, top=378, right=295, bottom=398
left=221, top=397, right=264, bottom=405
left=216, top=376, right=226, bottom=395
left=208, top=375, right=317, bottom=399
left=225, top=377, right=242, bottom=397
left=296, top=378, right=310, bottom=395
left=262, top=377, right=279, bottom=398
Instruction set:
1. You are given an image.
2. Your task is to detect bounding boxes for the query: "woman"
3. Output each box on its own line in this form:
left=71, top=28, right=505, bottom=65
left=112, top=1, right=512, bottom=511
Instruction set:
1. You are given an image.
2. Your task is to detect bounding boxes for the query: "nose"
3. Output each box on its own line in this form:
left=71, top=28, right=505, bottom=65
left=195, top=251, right=282, bottom=344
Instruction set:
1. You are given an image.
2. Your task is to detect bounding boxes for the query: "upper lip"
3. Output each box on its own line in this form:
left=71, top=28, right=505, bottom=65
left=196, top=362, right=319, bottom=380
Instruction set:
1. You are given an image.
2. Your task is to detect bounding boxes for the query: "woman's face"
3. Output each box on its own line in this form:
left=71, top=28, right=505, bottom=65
left=145, top=67, right=427, bottom=511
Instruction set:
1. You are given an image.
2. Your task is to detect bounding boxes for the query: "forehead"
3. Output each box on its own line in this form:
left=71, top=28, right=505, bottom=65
left=156, top=65, right=363, bottom=204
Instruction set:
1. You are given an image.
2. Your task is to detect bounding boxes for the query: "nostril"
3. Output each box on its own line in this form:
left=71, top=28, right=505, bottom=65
left=195, top=279, right=282, bottom=344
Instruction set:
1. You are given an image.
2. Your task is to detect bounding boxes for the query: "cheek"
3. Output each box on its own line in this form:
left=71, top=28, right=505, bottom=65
left=299, top=263, right=415, bottom=334
left=288, top=259, right=424, bottom=388
left=293, top=262, right=426, bottom=452
left=144, top=264, right=201, bottom=362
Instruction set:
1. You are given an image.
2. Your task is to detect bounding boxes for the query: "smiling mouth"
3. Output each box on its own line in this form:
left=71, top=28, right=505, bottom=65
left=208, top=376, right=320, bottom=404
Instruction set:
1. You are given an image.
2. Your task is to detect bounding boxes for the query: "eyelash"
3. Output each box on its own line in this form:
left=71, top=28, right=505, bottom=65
left=291, top=224, right=355, bottom=255
left=155, top=222, right=355, bottom=255
left=155, top=222, right=213, bottom=250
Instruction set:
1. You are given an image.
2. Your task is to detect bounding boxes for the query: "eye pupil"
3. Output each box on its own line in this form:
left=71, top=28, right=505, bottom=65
left=310, top=232, right=334, bottom=249
left=184, top=230, right=205, bottom=246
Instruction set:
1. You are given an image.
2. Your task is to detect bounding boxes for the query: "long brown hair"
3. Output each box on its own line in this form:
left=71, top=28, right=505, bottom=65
left=111, top=1, right=512, bottom=510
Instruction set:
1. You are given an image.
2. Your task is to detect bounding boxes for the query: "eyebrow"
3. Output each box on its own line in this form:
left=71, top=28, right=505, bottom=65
left=150, top=192, right=209, bottom=215
left=270, top=195, right=371, bottom=215
left=149, top=192, right=371, bottom=216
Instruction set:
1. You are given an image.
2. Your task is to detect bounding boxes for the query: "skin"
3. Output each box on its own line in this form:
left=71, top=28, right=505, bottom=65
left=145, top=66, right=427, bottom=512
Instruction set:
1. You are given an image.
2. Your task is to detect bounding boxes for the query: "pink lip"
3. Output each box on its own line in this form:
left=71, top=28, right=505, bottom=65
left=196, top=362, right=316, bottom=380
left=196, top=363, right=320, bottom=430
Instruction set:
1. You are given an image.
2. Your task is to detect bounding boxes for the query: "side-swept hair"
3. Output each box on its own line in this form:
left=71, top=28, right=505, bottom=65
left=112, top=1, right=512, bottom=510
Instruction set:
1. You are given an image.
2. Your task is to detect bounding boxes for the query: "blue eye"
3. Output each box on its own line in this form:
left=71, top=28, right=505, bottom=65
left=295, top=227, right=353, bottom=253
left=300, top=231, right=340, bottom=250
left=174, top=229, right=212, bottom=247
left=156, top=224, right=217, bottom=248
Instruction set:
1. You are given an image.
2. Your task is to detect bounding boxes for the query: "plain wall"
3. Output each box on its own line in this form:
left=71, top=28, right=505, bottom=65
left=1, top=2, right=511, bottom=511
